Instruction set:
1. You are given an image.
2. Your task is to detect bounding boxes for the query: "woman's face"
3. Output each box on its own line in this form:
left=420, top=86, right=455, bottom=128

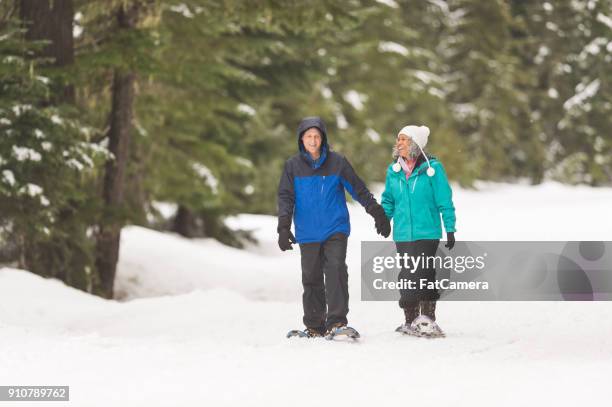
left=396, top=134, right=412, bottom=159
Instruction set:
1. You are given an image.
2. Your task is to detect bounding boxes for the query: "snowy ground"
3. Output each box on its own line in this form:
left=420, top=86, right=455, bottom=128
left=1, top=182, right=612, bottom=406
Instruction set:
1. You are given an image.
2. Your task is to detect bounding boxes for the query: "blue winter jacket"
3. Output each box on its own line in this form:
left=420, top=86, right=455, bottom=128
left=277, top=117, right=376, bottom=243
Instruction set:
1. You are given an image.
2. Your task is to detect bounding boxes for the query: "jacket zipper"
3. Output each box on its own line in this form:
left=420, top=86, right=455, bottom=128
left=408, top=178, right=413, bottom=240
left=399, top=174, right=413, bottom=240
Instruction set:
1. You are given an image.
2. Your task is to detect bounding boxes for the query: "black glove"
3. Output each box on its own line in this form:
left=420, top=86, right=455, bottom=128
left=445, top=232, right=455, bottom=250
left=277, top=216, right=296, bottom=251
left=278, top=228, right=296, bottom=251
left=366, top=203, right=391, bottom=238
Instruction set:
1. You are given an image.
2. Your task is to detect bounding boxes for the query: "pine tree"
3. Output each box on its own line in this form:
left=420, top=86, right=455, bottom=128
left=441, top=0, right=545, bottom=182
left=545, top=0, right=611, bottom=184
left=510, top=0, right=611, bottom=185
left=0, top=17, right=105, bottom=290
left=130, top=1, right=369, bottom=240
left=319, top=0, right=465, bottom=184
left=72, top=0, right=160, bottom=298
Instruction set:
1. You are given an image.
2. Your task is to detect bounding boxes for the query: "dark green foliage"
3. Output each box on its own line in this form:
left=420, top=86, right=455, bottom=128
left=0, top=18, right=105, bottom=291
left=1, top=0, right=610, bottom=296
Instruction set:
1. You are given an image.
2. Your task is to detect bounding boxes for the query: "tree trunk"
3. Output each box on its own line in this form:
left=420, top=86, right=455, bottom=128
left=96, top=68, right=136, bottom=298
left=95, top=3, right=144, bottom=299
left=173, top=205, right=196, bottom=238
left=19, top=0, right=75, bottom=104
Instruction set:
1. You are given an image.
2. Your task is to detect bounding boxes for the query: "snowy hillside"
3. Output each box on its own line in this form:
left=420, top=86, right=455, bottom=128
left=1, top=182, right=612, bottom=407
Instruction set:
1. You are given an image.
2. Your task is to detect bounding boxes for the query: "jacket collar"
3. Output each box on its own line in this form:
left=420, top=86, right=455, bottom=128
left=394, top=154, right=436, bottom=181
left=300, top=144, right=328, bottom=169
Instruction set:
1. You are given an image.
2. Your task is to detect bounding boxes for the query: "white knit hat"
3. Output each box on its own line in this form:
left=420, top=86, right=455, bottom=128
left=394, top=125, right=435, bottom=177
left=397, top=125, right=430, bottom=149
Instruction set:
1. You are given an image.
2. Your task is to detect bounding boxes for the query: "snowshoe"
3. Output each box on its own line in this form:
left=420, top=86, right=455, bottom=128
left=395, top=323, right=417, bottom=335
left=286, top=327, right=325, bottom=338
left=324, top=324, right=360, bottom=341
left=408, top=315, right=445, bottom=338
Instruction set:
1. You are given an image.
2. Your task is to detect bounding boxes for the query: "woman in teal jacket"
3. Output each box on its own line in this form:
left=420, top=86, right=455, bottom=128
left=381, top=125, right=456, bottom=337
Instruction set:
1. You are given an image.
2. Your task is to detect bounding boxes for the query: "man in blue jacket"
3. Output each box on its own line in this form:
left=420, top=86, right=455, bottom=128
left=277, top=116, right=390, bottom=337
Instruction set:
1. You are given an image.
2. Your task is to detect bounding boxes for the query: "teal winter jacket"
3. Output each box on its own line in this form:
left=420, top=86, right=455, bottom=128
left=381, top=156, right=456, bottom=242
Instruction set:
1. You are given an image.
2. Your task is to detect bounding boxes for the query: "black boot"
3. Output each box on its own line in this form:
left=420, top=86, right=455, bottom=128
left=421, top=300, right=437, bottom=321
left=403, top=301, right=419, bottom=325
left=304, top=327, right=325, bottom=337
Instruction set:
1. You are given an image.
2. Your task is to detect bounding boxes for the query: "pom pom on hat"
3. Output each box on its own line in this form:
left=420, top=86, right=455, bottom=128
left=398, top=125, right=430, bottom=149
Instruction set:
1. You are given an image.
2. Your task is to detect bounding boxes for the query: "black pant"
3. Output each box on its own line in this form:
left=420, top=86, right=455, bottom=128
left=299, top=233, right=349, bottom=330
left=396, top=239, right=440, bottom=308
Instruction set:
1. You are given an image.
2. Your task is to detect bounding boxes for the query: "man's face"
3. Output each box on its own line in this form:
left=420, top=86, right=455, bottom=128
left=302, top=128, right=322, bottom=157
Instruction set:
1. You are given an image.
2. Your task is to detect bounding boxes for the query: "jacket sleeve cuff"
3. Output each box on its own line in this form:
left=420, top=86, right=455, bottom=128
left=277, top=215, right=292, bottom=232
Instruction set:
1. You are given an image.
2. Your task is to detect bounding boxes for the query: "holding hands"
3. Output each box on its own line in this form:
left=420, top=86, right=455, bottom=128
left=366, top=203, right=391, bottom=238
